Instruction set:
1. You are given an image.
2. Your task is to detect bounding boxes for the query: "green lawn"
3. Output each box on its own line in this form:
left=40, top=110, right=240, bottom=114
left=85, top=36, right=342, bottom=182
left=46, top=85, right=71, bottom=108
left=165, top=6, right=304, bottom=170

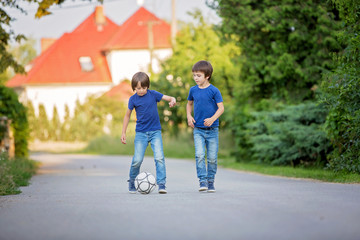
left=81, top=133, right=360, bottom=184
left=218, top=158, right=360, bottom=183
left=4, top=132, right=357, bottom=196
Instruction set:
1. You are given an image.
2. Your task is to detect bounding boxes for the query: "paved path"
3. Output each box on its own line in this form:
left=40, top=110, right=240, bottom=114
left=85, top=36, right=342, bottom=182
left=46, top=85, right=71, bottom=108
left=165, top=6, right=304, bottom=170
left=1, top=153, right=360, bottom=240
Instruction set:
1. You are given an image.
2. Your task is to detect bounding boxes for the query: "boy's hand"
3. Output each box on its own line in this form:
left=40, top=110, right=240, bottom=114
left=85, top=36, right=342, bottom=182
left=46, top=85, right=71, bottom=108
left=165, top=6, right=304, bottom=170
left=204, top=118, right=215, bottom=127
left=169, top=97, right=176, bottom=108
left=187, top=116, right=195, bottom=128
left=121, top=134, right=127, bottom=144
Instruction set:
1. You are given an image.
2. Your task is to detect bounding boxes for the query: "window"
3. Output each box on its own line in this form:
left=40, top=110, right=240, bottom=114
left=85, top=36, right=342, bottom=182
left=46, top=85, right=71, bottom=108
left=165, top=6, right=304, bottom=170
left=25, top=64, right=32, bottom=72
left=79, top=56, right=94, bottom=72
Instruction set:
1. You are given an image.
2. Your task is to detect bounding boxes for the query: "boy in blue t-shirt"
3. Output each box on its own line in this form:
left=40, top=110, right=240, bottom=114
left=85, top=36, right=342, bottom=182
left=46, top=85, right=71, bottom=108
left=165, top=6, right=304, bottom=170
left=186, top=60, right=224, bottom=192
left=121, top=72, right=176, bottom=194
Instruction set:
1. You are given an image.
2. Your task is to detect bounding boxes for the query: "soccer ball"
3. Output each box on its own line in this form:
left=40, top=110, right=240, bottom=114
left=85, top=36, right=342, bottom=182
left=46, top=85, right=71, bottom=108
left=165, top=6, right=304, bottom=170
left=135, top=172, right=156, bottom=194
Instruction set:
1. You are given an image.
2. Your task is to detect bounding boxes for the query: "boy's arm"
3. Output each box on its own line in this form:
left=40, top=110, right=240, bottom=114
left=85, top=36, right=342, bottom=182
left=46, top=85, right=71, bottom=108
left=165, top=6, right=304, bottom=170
left=186, top=100, right=195, bottom=128
left=204, top=102, right=224, bottom=127
left=121, top=108, right=133, bottom=144
left=162, top=95, right=176, bottom=108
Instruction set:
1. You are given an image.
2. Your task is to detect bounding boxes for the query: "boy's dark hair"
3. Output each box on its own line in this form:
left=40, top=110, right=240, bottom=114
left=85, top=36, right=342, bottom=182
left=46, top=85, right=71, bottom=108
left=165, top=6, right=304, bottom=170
left=131, top=72, right=150, bottom=90
left=192, top=60, right=213, bottom=80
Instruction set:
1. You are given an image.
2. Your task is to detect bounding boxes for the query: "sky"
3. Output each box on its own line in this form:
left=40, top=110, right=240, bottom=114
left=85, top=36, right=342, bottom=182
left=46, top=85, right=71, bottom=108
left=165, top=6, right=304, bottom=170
left=7, top=0, right=221, bottom=52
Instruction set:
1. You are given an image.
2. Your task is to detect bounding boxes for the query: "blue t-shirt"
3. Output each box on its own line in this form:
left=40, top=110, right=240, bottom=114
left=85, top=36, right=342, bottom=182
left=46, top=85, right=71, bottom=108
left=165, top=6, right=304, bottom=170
left=187, top=84, right=223, bottom=128
left=128, top=90, right=163, bottom=132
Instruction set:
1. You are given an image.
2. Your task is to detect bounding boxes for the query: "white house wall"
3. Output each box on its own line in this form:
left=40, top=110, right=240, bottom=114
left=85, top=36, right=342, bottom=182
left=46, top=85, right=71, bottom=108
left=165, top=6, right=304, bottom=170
left=25, top=84, right=112, bottom=120
left=107, top=48, right=172, bottom=85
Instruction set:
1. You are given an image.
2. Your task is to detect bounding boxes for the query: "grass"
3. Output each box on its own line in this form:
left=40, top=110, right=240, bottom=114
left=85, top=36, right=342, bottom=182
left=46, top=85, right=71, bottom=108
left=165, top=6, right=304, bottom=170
left=81, top=132, right=196, bottom=158
left=4, top=130, right=357, bottom=196
left=0, top=153, right=39, bottom=195
left=82, top=130, right=234, bottom=158
left=219, top=158, right=360, bottom=183
left=80, top=131, right=360, bottom=184
left=25, top=129, right=359, bottom=184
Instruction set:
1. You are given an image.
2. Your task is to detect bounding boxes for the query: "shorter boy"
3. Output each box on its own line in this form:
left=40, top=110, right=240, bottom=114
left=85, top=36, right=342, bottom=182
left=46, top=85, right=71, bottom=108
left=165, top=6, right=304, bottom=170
left=121, top=72, right=176, bottom=194
left=186, top=60, right=224, bottom=192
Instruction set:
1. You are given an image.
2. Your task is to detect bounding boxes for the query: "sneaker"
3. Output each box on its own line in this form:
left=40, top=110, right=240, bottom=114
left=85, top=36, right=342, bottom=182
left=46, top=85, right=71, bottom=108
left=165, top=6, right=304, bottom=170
left=128, top=180, right=136, bottom=194
left=158, top=184, right=167, bottom=194
left=199, top=182, right=208, bottom=192
left=207, top=182, right=216, bottom=193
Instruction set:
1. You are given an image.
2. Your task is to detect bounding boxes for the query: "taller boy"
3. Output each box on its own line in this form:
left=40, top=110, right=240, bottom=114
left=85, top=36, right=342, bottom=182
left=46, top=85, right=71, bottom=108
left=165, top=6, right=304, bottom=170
left=186, top=60, right=224, bottom=193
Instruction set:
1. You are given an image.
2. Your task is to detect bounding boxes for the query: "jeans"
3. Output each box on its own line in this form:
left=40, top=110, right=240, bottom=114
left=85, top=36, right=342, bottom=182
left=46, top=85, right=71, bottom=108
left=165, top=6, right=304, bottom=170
left=129, top=130, right=166, bottom=185
left=193, top=127, right=219, bottom=183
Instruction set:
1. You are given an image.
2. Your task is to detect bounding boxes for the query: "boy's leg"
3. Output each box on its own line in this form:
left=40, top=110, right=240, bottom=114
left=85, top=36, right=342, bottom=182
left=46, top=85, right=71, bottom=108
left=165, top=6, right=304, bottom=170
left=205, top=127, right=219, bottom=182
left=149, top=130, right=166, bottom=185
left=194, top=128, right=207, bottom=189
left=129, top=132, right=148, bottom=182
left=205, top=127, right=219, bottom=192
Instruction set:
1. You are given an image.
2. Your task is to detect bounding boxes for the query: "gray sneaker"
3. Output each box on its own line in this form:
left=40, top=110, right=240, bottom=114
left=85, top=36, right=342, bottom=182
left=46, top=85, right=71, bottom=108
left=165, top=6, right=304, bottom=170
left=199, top=181, right=208, bottom=192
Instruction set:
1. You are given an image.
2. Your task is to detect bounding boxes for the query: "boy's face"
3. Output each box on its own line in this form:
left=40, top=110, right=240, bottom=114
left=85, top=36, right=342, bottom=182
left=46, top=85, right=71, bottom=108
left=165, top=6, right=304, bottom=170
left=135, top=81, right=148, bottom=96
left=193, top=71, right=209, bottom=87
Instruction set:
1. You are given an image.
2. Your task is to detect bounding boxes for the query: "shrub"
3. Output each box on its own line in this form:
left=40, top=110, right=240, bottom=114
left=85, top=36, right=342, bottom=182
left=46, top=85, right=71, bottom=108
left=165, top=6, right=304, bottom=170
left=320, top=0, right=360, bottom=173
left=0, top=86, right=29, bottom=157
left=239, top=102, right=332, bottom=167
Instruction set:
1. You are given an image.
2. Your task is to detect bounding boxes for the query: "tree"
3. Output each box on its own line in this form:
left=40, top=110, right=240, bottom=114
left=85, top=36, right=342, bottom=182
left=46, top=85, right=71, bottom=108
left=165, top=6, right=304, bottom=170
left=0, top=0, right=100, bottom=74
left=0, top=86, right=29, bottom=157
left=208, top=0, right=342, bottom=103
left=25, top=101, right=36, bottom=141
left=321, top=0, right=360, bottom=173
left=152, top=10, right=241, bottom=135
left=50, top=106, right=61, bottom=141
left=60, top=104, right=71, bottom=141
left=0, top=38, right=37, bottom=85
left=37, top=104, right=50, bottom=141
left=206, top=0, right=343, bottom=164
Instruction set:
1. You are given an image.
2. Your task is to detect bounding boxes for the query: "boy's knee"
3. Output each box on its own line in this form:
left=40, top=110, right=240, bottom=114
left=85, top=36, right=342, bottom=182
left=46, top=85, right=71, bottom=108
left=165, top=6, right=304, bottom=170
left=207, top=148, right=218, bottom=161
left=131, top=159, right=142, bottom=168
left=208, top=158, right=217, bottom=164
left=195, top=153, right=205, bottom=161
left=154, top=157, right=165, bottom=164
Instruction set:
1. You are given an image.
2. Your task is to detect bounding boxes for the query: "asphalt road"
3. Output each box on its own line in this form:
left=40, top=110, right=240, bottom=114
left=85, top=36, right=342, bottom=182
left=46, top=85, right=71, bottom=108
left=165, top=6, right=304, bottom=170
left=1, top=153, right=360, bottom=240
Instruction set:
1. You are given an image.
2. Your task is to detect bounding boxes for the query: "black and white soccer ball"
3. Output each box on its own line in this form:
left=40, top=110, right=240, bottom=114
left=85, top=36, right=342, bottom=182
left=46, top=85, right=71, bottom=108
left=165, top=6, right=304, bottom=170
left=135, top=172, right=156, bottom=194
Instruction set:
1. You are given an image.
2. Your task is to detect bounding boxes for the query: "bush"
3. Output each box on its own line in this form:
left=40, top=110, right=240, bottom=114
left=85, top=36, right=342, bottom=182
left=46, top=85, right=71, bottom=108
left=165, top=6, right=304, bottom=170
left=0, top=86, right=29, bottom=157
left=320, top=0, right=360, bottom=174
left=238, top=102, right=332, bottom=167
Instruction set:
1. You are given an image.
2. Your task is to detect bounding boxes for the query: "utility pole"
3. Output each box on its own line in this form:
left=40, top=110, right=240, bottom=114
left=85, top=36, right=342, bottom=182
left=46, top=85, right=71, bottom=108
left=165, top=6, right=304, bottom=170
left=138, top=20, right=160, bottom=73
left=171, top=0, right=177, bottom=46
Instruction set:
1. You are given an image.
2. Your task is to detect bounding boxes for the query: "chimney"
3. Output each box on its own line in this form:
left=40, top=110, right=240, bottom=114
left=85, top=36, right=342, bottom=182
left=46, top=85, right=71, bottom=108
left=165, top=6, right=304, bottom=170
left=41, top=38, right=57, bottom=53
left=95, top=5, right=106, bottom=31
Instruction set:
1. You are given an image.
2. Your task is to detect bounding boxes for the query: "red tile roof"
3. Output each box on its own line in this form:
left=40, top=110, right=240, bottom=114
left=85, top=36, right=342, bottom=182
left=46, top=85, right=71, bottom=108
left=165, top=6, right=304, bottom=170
left=7, top=8, right=118, bottom=87
left=104, top=81, right=133, bottom=101
left=103, top=7, right=171, bottom=50
left=6, top=7, right=172, bottom=88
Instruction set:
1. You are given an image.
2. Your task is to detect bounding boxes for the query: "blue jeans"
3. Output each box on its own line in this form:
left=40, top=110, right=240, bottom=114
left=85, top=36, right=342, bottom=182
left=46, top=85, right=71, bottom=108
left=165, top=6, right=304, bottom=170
left=193, top=127, right=219, bottom=183
left=129, top=130, right=166, bottom=185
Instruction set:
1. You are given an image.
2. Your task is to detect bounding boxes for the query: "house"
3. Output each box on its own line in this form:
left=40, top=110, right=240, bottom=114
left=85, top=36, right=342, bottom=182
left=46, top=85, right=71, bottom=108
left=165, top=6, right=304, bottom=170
left=104, top=7, right=172, bottom=85
left=6, top=6, right=172, bottom=120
